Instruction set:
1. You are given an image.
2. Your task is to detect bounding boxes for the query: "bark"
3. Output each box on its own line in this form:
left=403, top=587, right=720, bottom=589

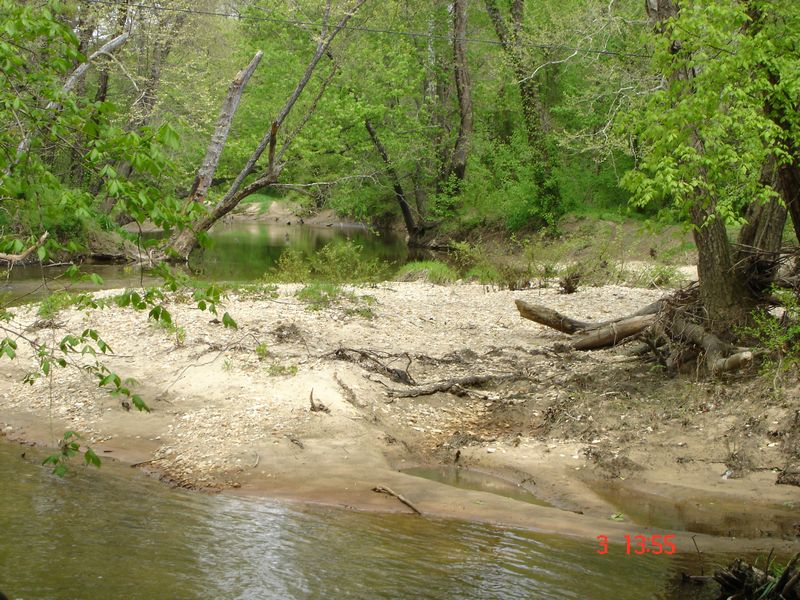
left=94, top=2, right=130, bottom=105
left=365, top=119, right=419, bottom=240
left=571, top=315, right=657, bottom=351
left=448, top=0, right=473, bottom=185
left=166, top=0, right=369, bottom=260
left=648, top=0, right=755, bottom=328
left=691, top=202, right=752, bottom=327
left=515, top=297, right=754, bottom=373
left=0, top=232, right=49, bottom=264
left=483, top=0, right=546, bottom=150
left=186, top=51, right=264, bottom=205
left=515, top=299, right=658, bottom=350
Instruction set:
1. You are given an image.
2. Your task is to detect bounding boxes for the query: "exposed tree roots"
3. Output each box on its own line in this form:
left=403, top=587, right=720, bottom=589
left=515, top=283, right=769, bottom=375
left=387, top=374, right=526, bottom=399
left=708, top=553, right=800, bottom=600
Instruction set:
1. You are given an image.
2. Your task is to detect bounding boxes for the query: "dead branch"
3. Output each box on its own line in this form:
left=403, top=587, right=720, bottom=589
left=387, top=374, right=524, bottom=398
left=515, top=299, right=658, bottom=349
left=186, top=50, right=264, bottom=205
left=515, top=299, right=591, bottom=333
left=326, top=347, right=415, bottom=385
left=0, top=231, right=49, bottom=264
left=571, top=314, right=657, bottom=350
left=372, top=485, right=422, bottom=515
left=309, top=388, right=330, bottom=413
left=7, top=32, right=130, bottom=175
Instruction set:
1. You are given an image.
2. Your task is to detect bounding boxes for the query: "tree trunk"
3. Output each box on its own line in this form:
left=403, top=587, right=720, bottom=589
left=448, top=0, right=473, bottom=186
left=166, top=0, right=369, bottom=260
left=648, top=0, right=755, bottom=329
left=365, top=119, right=419, bottom=241
left=186, top=51, right=264, bottom=206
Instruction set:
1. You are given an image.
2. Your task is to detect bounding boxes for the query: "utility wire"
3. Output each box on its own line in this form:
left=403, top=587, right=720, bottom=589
left=79, top=0, right=651, bottom=59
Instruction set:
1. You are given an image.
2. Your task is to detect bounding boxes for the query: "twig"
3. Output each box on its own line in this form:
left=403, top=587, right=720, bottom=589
left=309, top=388, right=330, bottom=413
left=372, top=485, right=422, bottom=515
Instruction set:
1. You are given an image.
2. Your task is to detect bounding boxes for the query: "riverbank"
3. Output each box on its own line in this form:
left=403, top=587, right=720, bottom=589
left=0, top=281, right=798, bottom=553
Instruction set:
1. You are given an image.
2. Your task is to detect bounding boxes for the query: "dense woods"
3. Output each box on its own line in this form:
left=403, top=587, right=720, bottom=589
left=1, top=0, right=799, bottom=335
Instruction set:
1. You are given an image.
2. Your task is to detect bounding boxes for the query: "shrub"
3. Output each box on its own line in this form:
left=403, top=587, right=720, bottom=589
left=395, top=261, right=458, bottom=284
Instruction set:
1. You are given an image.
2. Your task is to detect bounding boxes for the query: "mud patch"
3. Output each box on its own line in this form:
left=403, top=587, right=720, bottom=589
left=590, top=480, right=800, bottom=540
left=402, top=465, right=550, bottom=507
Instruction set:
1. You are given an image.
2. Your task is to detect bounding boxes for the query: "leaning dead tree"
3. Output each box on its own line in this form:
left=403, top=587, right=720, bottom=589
left=165, top=0, right=368, bottom=260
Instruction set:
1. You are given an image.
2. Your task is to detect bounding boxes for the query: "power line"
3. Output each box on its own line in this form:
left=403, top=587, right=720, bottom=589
left=80, top=0, right=651, bottom=60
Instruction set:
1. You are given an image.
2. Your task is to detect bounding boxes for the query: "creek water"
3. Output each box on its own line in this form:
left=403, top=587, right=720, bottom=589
left=0, top=442, right=722, bottom=600
left=0, top=221, right=733, bottom=598
left=0, top=221, right=408, bottom=303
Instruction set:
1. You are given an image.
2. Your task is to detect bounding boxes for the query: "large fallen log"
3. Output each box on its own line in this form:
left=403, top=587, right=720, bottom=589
left=515, top=299, right=657, bottom=350
left=514, top=296, right=755, bottom=374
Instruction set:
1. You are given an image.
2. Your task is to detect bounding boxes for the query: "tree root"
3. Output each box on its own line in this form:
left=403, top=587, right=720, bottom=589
left=387, top=374, right=524, bottom=399
left=515, top=290, right=757, bottom=375
left=325, top=347, right=415, bottom=385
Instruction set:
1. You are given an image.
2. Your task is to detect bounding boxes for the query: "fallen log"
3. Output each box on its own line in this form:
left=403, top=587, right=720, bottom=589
left=572, top=314, right=657, bottom=350
left=515, top=299, right=656, bottom=350
left=514, top=300, right=591, bottom=334
left=514, top=295, right=756, bottom=374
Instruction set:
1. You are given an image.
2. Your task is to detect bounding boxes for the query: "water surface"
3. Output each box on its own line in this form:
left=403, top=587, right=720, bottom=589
left=0, top=441, right=724, bottom=600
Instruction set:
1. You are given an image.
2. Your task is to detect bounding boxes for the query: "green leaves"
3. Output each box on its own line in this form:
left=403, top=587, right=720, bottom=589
left=222, top=312, right=238, bottom=329
left=0, top=338, right=17, bottom=360
left=623, top=0, right=799, bottom=225
left=42, top=431, right=101, bottom=476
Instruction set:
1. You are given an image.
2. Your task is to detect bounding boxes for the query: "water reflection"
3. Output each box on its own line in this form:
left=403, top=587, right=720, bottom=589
left=0, top=442, right=722, bottom=599
left=0, top=222, right=408, bottom=304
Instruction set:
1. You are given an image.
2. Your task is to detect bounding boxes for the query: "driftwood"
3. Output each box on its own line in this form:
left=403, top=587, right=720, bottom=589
left=372, top=485, right=422, bottom=515
left=309, top=388, right=330, bottom=413
left=713, top=553, right=800, bottom=599
left=515, top=299, right=658, bottom=350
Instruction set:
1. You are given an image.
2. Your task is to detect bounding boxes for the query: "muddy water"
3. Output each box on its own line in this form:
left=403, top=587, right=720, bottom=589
left=0, top=442, right=724, bottom=600
left=402, top=466, right=551, bottom=507
left=0, top=221, right=407, bottom=303
left=590, top=481, right=799, bottom=540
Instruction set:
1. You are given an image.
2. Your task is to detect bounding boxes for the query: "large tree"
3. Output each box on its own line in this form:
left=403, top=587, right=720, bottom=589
left=624, top=0, right=800, bottom=329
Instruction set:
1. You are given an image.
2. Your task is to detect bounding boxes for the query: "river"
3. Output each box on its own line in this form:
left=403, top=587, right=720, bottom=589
left=0, top=221, right=731, bottom=599
left=0, top=442, right=723, bottom=600
left=0, top=221, right=408, bottom=302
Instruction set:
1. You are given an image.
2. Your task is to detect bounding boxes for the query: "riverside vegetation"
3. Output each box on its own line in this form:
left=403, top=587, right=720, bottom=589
left=1, top=1, right=799, bottom=596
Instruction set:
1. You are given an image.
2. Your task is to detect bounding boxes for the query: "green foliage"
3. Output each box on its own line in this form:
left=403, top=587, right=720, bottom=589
left=396, top=261, right=458, bottom=285
left=295, top=283, right=345, bottom=310
left=741, top=289, right=800, bottom=382
left=42, top=431, right=100, bottom=477
left=459, top=130, right=565, bottom=231
left=266, top=362, right=298, bottom=377
left=622, top=0, right=800, bottom=226
left=254, top=342, right=270, bottom=361
left=266, top=239, right=390, bottom=283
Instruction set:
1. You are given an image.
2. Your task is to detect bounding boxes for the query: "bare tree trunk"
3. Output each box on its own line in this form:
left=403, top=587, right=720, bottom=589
left=449, top=0, right=473, bottom=186
left=483, top=0, right=546, bottom=150
left=365, top=119, right=419, bottom=240
left=185, top=51, right=264, bottom=206
left=94, top=2, right=130, bottom=105
left=166, top=0, right=369, bottom=260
